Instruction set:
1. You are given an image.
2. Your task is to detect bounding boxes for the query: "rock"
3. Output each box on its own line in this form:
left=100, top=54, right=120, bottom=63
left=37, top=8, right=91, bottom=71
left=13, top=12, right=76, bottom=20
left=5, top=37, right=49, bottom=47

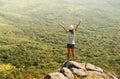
left=85, top=77, right=93, bottom=79
left=71, top=68, right=86, bottom=77
left=62, top=61, right=86, bottom=70
left=87, top=71, right=106, bottom=79
left=43, top=61, right=118, bottom=79
left=85, top=63, right=103, bottom=73
left=60, top=67, right=74, bottom=79
left=107, top=72, right=118, bottom=79
left=44, top=72, right=66, bottom=79
left=61, top=61, right=73, bottom=68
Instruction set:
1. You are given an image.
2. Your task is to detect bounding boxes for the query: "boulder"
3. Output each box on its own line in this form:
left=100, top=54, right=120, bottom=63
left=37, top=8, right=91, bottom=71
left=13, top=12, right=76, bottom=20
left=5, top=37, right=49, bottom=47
left=60, top=67, right=74, bottom=79
left=44, top=61, right=118, bottom=79
left=71, top=68, right=86, bottom=77
left=85, top=63, right=103, bottom=73
left=87, top=71, right=106, bottom=79
left=44, top=72, right=66, bottom=79
left=107, top=73, right=118, bottom=79
left=62, top=61, right=86, bottom=70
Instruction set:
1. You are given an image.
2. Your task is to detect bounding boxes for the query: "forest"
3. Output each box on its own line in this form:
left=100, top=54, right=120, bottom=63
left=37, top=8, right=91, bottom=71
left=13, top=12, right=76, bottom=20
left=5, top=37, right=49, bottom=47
left=0, top=0, right=120, bottom=79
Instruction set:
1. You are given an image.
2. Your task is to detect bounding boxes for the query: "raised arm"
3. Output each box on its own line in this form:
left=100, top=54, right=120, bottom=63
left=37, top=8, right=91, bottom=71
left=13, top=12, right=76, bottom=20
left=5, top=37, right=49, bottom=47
left=75, top=20, right=81, bottom=31
left=59, top=24, right=68, bottom=32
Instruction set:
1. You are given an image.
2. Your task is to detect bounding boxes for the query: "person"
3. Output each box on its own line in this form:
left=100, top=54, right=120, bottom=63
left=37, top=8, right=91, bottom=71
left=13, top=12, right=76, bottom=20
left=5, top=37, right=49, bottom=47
left=59, top=20, right=81, bottom=60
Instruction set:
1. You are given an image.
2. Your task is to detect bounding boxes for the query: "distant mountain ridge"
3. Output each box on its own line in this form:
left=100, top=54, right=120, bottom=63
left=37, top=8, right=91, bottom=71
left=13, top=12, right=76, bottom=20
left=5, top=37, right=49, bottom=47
left=0, top=0, right=119, bottom=27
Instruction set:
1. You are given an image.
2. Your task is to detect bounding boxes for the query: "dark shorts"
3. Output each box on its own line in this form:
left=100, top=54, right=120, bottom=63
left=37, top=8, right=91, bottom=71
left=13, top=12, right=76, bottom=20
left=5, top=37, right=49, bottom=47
left=67, top=44, right=75, bottom=48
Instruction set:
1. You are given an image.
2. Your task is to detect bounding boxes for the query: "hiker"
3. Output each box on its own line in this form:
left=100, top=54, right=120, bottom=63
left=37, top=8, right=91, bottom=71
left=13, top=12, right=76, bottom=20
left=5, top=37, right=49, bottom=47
left=59, top=20, right=81, bottom=60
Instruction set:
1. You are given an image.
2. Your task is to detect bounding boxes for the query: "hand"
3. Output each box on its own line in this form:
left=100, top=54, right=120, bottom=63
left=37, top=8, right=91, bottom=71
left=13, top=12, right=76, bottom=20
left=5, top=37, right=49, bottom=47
left=79, top=19, right=82, bottom=22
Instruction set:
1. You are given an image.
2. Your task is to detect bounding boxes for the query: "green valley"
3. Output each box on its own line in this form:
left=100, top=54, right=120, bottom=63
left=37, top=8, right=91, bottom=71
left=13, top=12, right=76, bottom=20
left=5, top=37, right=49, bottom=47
left=0, top=0, right=120, bottom=79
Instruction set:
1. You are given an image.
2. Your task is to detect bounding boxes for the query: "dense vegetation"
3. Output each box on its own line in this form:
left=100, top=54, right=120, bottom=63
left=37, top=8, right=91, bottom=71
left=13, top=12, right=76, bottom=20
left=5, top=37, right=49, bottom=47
left=0, top=0, right=120, bottom=79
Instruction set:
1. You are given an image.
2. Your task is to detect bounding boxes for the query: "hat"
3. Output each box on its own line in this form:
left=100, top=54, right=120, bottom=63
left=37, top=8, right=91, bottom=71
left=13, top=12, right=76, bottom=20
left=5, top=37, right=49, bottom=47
left=69, top=25, right=74, bottom=30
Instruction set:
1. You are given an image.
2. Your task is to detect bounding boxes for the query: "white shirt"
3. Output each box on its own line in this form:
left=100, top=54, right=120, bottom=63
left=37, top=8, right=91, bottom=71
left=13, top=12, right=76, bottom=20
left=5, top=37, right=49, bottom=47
left=67, top=31, right=75, bottom=44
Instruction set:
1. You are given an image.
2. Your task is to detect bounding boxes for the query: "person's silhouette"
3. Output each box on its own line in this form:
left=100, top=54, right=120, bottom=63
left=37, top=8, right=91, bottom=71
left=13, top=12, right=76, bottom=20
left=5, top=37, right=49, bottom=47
left=59, top=20, right=81, bottom=60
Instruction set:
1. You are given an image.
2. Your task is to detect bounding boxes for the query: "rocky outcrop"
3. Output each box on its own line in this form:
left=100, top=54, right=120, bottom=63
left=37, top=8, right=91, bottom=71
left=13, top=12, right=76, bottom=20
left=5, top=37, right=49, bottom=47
left=44, top=61, right=118, bottom=79
left=44, top=72, right=66, bottom=79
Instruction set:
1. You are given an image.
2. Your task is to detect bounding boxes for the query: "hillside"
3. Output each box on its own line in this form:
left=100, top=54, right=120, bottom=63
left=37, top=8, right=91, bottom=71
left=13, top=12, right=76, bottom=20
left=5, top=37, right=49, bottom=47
left=0, top=0, right=120, bottom=79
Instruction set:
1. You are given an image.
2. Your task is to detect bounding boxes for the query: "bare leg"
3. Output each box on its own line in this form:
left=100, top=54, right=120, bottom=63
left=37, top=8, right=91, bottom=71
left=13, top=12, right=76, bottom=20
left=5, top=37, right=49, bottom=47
left=67, top=48, right=70, bottom=60
left=71, top=48, right=74, bottom=60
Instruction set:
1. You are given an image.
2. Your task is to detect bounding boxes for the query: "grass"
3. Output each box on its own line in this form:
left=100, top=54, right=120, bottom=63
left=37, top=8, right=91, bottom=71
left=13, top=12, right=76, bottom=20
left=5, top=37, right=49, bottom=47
left=0, top=0, right=120, bottom=78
